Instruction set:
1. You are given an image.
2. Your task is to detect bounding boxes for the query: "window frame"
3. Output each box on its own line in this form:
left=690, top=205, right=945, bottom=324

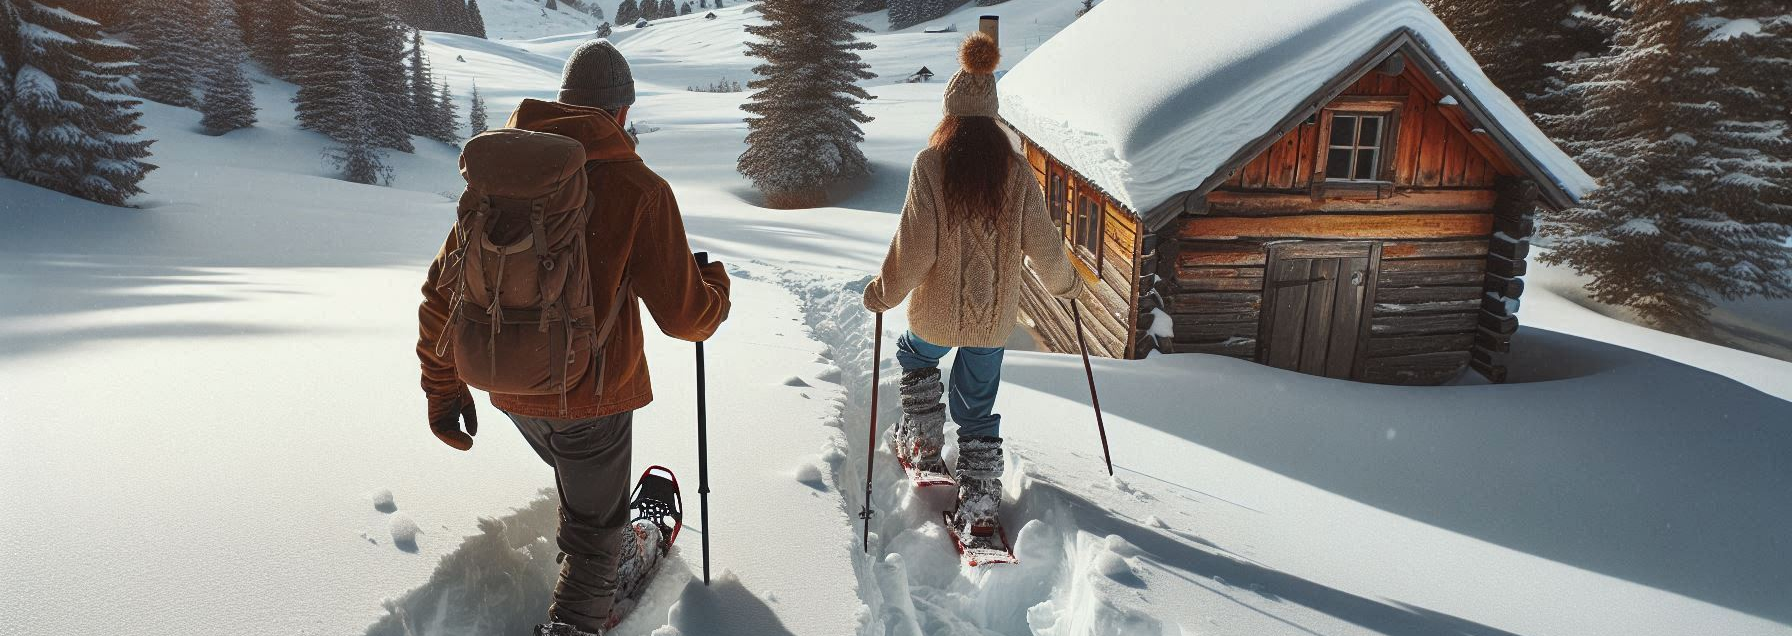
left=1314, top=101, right=1402, bottom=188
left=1071, top=188, right=1104, bottom=275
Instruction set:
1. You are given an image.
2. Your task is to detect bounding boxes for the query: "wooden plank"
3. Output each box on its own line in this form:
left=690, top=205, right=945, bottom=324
left=1475, top=327, right=1511, bottom=353
left=1491, top=235, right=1531, bottom=260
left=1295, top=120, right=1317, bottom=190
left=1482, top=294, right=1521, bottom=317
left=1175, top=337, right=1258, bottom=357
left=1378, top=258, right=1485, bottom=287
left=1173, top=319, right=1260, bottom=341
left=1375, top=299, right=1480, bottom=315
left=1487, top=253, right=1527, bottom=277
left=1274, top=241, right=1379, bottom=259
left=1325, top=255, right=1370, bottom=379
left=1442, top=130, right=1466, bottom=187
left=1494, top=213, right=1535, bottom=240
left=1465, top=153, right=1491, bottom=186
left=1299, top=259, right=1342, bottom=375
left=1169, top=292, right=1263, bottom=314
left=1264, top=259, right=1312, bottom=369
left=1381, top=239, right=1489, bottom=259
left=1204, top=189, right=1497, bottom=215
left=1265, top=129, right=1292, bottom=190
left=1182, top=214, right=1494, bottom=241
left=1243, top=153, right=1268, bottom=189
left=1178, top=242, right=1267, bottom=267
left=1395, top=93, right=1424, bottom=185
left=1375, top=285, right=1483, bottom=304
left=1371, top=312, right=1479, bottom=336
left=1367, top=332, right=1475, bottom=357
left=1479, top=310, right=1518, bottom=335
left=1418, top=102, right=1446, bottom=187
left=1484, top=273, right=1524, bottom=299
left=1380, top=258, right=1486, bottom=274
left=1362, top=351, right=1470, bottom=385
left=1469, top=356, right=1508, bottom=384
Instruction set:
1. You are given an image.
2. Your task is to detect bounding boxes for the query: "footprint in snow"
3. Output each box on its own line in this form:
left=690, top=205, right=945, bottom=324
left=371, top=489, right=397, bottom=513
left=390, top=514, right=421, bottom=553
left=782, top=376, right=811, bottom=387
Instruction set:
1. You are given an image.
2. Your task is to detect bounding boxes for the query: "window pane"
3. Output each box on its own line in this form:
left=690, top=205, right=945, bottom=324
left=1353, top=149, right=1378, bottom=180
left=1325, top=149, right=1354, bottom=179
left=1358, top=116, right=1381, bottom=146
left=1328, top=115, right=1357, bottom=146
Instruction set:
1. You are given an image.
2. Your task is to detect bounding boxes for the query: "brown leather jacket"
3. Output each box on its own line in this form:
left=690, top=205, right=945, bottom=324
left=418, top=99, right=731, bottom=420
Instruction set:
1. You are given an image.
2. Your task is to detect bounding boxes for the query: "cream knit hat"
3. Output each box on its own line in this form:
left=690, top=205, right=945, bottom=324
left=942, top=33, right=1000, bottom=118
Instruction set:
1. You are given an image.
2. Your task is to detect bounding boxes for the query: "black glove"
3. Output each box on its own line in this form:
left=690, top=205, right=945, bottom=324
left=429, top=386, right=479, bottom=451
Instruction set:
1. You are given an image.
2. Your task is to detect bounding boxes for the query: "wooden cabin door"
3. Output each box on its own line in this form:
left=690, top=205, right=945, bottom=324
left=1260, top=243, right=1380, bottom=379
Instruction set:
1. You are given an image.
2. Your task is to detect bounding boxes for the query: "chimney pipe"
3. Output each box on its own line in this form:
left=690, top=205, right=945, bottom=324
left=979, top=15, right=999, bottom=47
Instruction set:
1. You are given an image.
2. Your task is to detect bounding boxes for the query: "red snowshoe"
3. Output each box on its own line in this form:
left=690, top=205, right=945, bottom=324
left=604, top=466, right=683, bottom=629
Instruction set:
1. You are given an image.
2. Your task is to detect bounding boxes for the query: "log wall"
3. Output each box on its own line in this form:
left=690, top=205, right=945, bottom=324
left=1015, top=137, right=1144, bottom=359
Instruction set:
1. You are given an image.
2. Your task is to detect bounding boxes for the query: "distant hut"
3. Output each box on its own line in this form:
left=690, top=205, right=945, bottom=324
left=907, top=66, right=935, bottom=83
left=635, top=18, right=650, bottom=28
left=997, top=0, right=1592, bottom=385
left=704, top=11, right=717, bottom=19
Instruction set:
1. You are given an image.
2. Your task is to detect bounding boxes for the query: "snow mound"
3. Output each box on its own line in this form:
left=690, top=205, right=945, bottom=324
left=999, top=0, right=1595, bottom=218
left=371, top=489, right=397, bottom=513
left=389, top=514, right=422, bottom=552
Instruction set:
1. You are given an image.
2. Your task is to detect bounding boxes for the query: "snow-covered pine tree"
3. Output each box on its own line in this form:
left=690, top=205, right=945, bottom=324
left=615, top=0, right=639, bottom=24
left=405, top=28, right=438, bottom=138
left=467, top=0, right=488, bottom=38
left=199, top=0, right=258, bottom=134
left=292, top=0, right=413, bottom=153
left=1076, top=0, right=1093, bottom=18
left=547, top=0, right=558, bottom=10
left=428, top=78, right=460, bottom=143
left=680, top=2, right=691, bottom=15
left=137, top=0, right=206, bottom=106
left=887, top=0, right=916, bottom=29
left=854, top=0, right=887, bottom=12
left=1539, top=0, right=1792, bottom=335
left=974, top=0, right=1008, bottom=6
left=329, top=54, right=393, bottom=184
left=596, top=21, right=613, bottom=36
left=587, top=1, right=604, bottom=20
left=246, top=0, right=301, bottom=77
left=699, top=0, right=707, bottom=8
left=712, top=0, right=722, bottom=7
left=468, top=80, right=488, bottom=134
left=660, top=0, right=677, bottom=16
left=1424, top=0, right=1612, bottom=110
left=0, top=0, right=156, bottom=205
left=739, top=0, right=876, bottom=208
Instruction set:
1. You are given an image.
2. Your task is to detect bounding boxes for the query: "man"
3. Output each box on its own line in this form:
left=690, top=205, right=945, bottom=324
left=416, top=39, right=732, bottom=636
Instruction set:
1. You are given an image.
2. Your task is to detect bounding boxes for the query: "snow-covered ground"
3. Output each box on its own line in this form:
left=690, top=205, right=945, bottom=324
left=3, top=1, right=1790, bottom=635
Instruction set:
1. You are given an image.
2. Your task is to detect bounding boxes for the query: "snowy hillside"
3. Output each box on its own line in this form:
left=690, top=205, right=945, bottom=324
left=3, top=1, right=1790, bottom=636
left=479, top=0, right=605, bottom=40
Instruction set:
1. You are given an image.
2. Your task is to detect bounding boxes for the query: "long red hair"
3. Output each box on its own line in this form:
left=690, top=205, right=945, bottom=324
left=930, top=115, right=1013, bottom=233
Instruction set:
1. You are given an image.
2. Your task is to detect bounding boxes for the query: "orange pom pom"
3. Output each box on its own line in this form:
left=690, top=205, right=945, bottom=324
left=959, top=33, right=1000, bottom=75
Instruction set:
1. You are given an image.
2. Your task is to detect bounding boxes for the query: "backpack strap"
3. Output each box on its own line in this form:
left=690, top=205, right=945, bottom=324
left=589, top=274, right=633, bottom=400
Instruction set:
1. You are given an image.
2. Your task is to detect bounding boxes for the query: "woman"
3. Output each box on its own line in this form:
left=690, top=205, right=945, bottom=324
left=863, top=32, right=1080, bottom=541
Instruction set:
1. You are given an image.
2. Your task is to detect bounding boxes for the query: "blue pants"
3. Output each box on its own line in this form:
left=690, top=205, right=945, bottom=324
left=896, top=330, right=1005, bottom=440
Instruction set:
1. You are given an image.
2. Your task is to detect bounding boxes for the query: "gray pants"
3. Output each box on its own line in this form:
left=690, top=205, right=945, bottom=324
left=507, top=410, right=634, bottom=632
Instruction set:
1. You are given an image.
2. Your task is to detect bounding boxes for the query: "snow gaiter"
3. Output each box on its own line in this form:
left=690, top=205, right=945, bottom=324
left=953, top=436, right=1004, bottom=537
left=897, top=367, right=946, bottom=472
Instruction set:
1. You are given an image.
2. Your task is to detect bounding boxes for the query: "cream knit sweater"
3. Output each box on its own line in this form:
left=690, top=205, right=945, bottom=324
left=864, top=147, right=1080, bottom=348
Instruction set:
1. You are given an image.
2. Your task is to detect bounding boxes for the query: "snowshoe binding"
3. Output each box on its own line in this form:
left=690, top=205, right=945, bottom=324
left=945, top=436, right=1015, bottom=566
left=891, top=367, right=953, bottom=487
left=604, top=465, right=684, bottom=630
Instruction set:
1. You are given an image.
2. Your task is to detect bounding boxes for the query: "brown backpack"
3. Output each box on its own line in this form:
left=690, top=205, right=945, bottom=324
left=433, top=129, right=627, bottom=414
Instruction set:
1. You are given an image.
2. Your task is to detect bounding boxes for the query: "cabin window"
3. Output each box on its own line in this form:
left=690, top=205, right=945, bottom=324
left=1324, top=113, right=1386, bottom=181
left=1071, top=192, right=1104, bottom=270
left=1049, top=171, right=1067, bottom=227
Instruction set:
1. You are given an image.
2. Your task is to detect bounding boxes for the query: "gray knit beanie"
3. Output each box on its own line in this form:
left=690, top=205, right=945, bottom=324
left=559, top=39, right=636, bottom=110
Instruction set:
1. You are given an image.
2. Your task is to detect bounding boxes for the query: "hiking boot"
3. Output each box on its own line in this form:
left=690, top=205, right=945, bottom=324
left=894, top=368, right=947, bottom=473
left=536, top=621, right=602, bottom=636
left=952, top=435, right=1004, bottom=537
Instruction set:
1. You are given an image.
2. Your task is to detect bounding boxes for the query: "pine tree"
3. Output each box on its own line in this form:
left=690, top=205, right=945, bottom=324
left=887, top=0, right=917, bottom=29
left=246, top=0, right=301, bottom=77
left=739, top=0, right=876, bottom=208
left=639, top=0, right=658, bottom=20
left=469, top=80, right=489, bottom=134
left=1424, top=0, right=1613, bottom=110
left=405, top=29, right=438, bottom=138
left=658, top=0, right=676, bottom=19
left=430, top=77, right=458, bottom=142
left=699, top=0, right=707, bottom=7
left=1539, top=0, right=1792, bottom=334
left=1076, top=0, right=1092, bottom=18
left=329, top=54, right=393, bottom=185
left=137, top=0, right=207, bottom=106
left=546, top=0, right=558, bottom=10
left=0, top=0, right=156, bottom=205
left=712, top=0, right=721, bottom=7
left=587, top=2, right=604, bottom=20
left=199, top=0, right=258, bottom=133
left=855, top=0, right=886, bottom=12
left=596, top=21, right=613, bottom=37
left=618, top=0, right=639, bottom=23
left=292, top=0, right=413, bottom=153
left=467, top=0, right=488, bottom=37
left=680, top=2, right=692, bottom=15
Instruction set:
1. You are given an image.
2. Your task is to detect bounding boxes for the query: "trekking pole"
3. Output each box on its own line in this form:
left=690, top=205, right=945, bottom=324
left=859, top=311, right=883, bottom=553
left=694, top=252, right=713, bottom=585
left=1064, top=298, right=1114, bottom=476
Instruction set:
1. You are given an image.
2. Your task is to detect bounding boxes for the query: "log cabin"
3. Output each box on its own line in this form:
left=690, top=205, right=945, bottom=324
left=994, top=0, right=1595, bottom=385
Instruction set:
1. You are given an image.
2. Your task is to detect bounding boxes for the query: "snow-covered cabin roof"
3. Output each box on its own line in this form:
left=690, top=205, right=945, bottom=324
left=998, top=0, right=1596, bottom=229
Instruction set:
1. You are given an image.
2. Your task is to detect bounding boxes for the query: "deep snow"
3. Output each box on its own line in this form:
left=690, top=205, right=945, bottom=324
left=2, top=1, right=1790, bottom=635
